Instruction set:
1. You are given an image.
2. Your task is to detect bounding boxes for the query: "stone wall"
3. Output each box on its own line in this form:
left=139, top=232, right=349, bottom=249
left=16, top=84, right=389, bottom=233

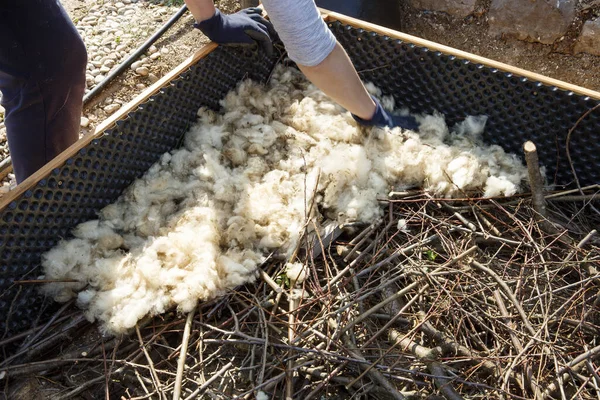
left=406, top=0, right=600, bottom=56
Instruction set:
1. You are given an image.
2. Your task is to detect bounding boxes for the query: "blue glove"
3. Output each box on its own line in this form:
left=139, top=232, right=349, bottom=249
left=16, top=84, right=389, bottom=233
left=353, top=96, right=419, bottom=131
left=194, top=8, right=276, bottom=56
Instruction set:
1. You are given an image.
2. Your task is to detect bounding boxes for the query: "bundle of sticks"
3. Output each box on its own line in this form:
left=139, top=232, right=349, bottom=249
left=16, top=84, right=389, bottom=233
left=1, top=183, right=599, bottom=400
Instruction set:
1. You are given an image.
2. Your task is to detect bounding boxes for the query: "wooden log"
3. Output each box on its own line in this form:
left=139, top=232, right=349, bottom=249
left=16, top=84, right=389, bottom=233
left=523, top=141, right=547, bottom=218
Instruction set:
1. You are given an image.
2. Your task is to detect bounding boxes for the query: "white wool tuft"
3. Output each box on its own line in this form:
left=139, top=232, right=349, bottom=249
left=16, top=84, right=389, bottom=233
left=397, top=219, right=409, bottom=232
left=286, top=262, right=308, bottom=284
left=256, top=391, right=270, bottom=400
left=41, top=66, right=529, bottom=333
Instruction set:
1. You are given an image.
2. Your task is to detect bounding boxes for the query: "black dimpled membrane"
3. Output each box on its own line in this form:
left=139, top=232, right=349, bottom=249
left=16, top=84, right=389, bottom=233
left=2, top=22, right=600, bottom=338
left=0, top=46, right=277, bottom=337
left=330, top=21, right=600, bottom=188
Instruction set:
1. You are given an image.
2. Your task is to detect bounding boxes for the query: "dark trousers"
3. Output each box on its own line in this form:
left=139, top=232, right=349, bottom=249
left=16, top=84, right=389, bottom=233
left=0, top=0, right=87, bottom=183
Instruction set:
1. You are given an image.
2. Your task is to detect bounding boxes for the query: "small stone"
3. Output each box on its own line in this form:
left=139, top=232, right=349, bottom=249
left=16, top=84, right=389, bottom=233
left=104, top=59, right=115, bottom=67
left=90, top=69, right=101, bottom=77
left=0, top=105, right=4, bottom=115
left=148, top=45, right=158, bottom=54
left=488, top=0, right=576, bottom=44
left=100, top=66, right=111, bottom=73
left=115, top=2, right=125, bottom=8
left=124, top=9, right=135, bottom=16
left=574, top=18, right=600, bottom=56
left=148, top=73, right=159, bottom=83
left=94, top=74, right=105, bottom=84
left=130, top=60, right=143, bottom=70
left=150, top=52, right=161, bottom=60
left=91, top=60, right=103, bottom=68
left=104, top=104, right=121, bottom=114
left=135, top=66, right=149, bottom=76
left=160, top=47, right=169, bottom=54
left=80, top=116, right=90, bottom=128
left=136, top=83, right=146, bottom=90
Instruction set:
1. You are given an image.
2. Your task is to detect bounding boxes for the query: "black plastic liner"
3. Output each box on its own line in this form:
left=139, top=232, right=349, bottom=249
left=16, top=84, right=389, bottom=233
left=1, top=21, right=599, bottom=338
left=330, top=21, right=600, bottom=187
left=0, top=46, right=276, bottom=337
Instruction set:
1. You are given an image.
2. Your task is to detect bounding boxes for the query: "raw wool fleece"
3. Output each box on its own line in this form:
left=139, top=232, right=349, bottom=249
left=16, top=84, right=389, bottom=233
left=41, top=66, right=528, bottom=333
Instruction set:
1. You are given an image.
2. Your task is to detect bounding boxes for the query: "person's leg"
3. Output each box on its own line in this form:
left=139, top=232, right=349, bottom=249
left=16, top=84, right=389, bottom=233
left=0, top=0, right=86, bottom=183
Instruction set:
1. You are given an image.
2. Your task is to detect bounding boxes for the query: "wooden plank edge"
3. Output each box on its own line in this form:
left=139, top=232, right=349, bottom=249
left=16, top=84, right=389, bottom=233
left=0, top=42, right=219, bottom=210
left=320, top=9, right=600, bottom=100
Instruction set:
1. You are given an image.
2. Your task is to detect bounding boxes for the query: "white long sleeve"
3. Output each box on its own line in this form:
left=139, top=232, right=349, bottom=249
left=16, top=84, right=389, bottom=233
left=260, top=0, right=337, bottom=66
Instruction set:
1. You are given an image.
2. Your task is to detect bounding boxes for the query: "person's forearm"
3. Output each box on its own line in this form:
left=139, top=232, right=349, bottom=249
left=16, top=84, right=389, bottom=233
left=184, top=0, right=216, bottom=21
left=298, top=42, right=376, bottom=120
left=187, top=0, right=377, bottom=121
left=260, top=0, right=376, bottom=120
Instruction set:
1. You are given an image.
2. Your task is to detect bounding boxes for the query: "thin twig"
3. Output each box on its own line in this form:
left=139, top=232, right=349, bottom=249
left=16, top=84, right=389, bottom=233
left=173, top=307, right=196, bottom=400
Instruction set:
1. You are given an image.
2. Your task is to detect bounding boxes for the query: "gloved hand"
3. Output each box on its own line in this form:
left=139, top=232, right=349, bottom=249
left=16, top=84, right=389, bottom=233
left=352, top=96, right=419, bottom=131
left=194, top=7, right=276, bottom=56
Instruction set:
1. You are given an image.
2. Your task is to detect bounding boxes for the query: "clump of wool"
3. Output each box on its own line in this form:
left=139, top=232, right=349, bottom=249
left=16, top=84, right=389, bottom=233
left=41, top=66, right=528, bottom=333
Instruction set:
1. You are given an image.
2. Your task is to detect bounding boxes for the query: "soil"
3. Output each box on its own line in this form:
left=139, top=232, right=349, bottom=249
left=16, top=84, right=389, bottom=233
left=398, top=1, right=600, bottom=92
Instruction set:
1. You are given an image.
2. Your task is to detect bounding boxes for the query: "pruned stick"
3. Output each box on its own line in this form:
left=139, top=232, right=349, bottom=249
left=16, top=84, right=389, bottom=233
left=388, top=329, right=463, bottom=400
left=342, top=335, right=406, bottom=400
left=286, top=289, right=301, bottom=400
left=523, top=141, right=547, bottom=218
left=136, top=325, right=166, bottom=400
left=258, top=268, right=283, bottom=294
left=359, top=232, right=443, bottom=275
left=337, top=280, right=421, bottom=338
left=417, top=313, right=498, bottom=376
left=53, top=374, right=107, bottom=400
left=493, top=290, right=540, bottom=397
left=471, top=260, right=536, bottom=337
left=173, top=307, right=196, bottom=400
left=184, top=362, right=233, bottom=400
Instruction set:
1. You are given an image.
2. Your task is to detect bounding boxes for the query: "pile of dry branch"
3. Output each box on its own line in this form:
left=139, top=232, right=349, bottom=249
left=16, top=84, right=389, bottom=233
left=1, top=183, right=599, bottom=400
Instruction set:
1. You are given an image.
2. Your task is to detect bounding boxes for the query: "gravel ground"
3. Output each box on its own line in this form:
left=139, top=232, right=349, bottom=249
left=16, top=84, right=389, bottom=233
left=0, top=0, right=240, bottom=196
